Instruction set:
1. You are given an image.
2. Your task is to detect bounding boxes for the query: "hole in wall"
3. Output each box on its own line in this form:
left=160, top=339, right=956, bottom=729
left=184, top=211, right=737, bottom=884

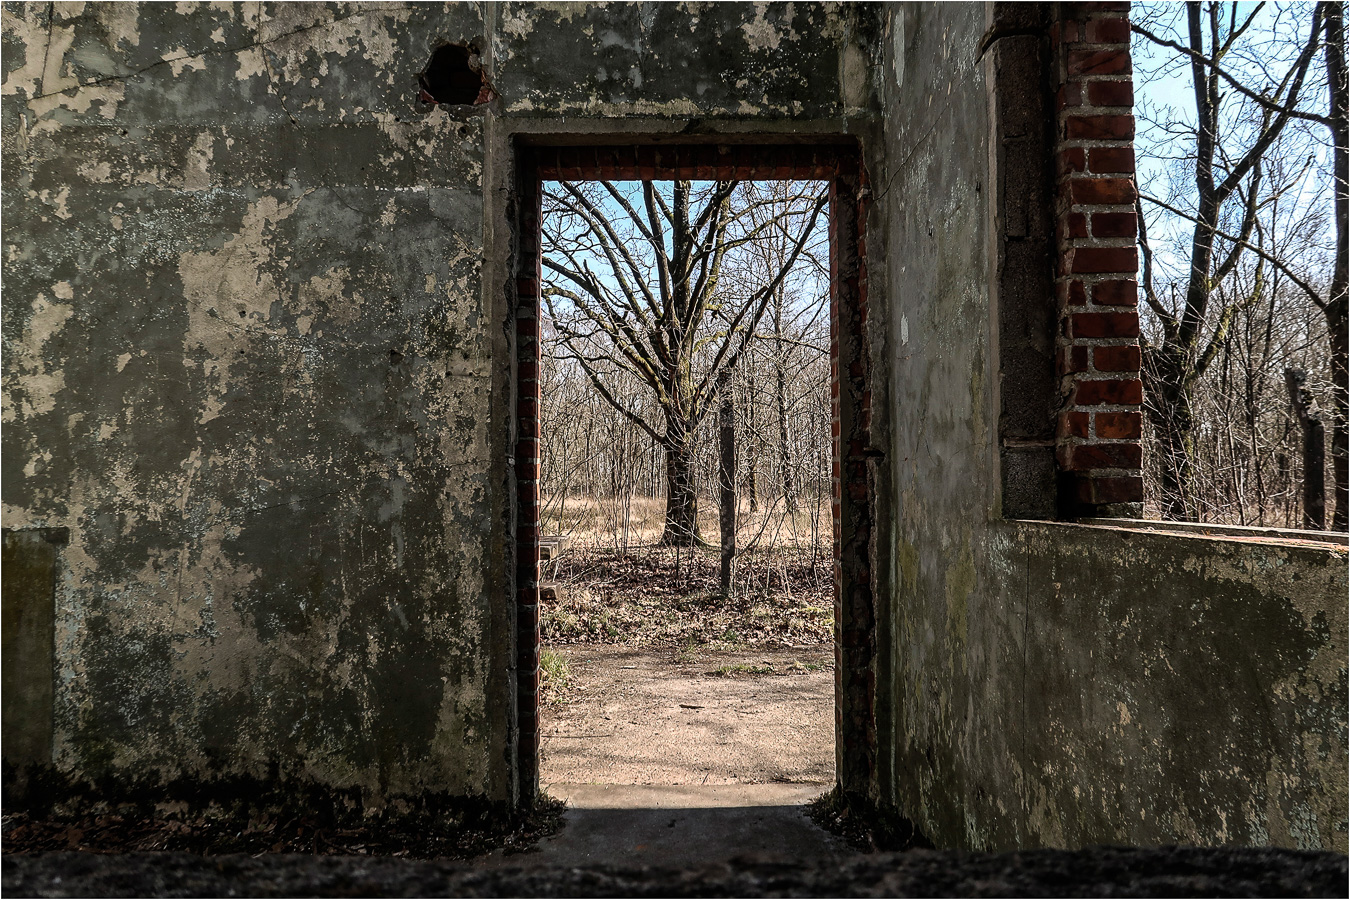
left=418, top=42, right=495, bottom=106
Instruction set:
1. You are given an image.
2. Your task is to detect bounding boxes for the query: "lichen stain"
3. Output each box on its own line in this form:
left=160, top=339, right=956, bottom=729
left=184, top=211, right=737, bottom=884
left=91, top=2, right=142, bottom=50
left=944, top=528, right=975, bottom=669
left=741, top=1, right=796, bottom=52
left=258, top=4, right=412, bottom=87
left=178, top=193, right=308, bottom=425
left=164, top=46, right=207, bottom=77
left=968, top=347, right=986, bottom=448
left=37, top=185, right=72, bottom=220
left=1024, top=779, right=1068, bottom=847
left=897, top=536, right=919, bottom=597
left=501, top=2, right=594, bottom=40
left=180, top=131, right=215, bottom=190
left=233, top=45, right=267, bottom=82
left=296, top=266, right=362, bottom=329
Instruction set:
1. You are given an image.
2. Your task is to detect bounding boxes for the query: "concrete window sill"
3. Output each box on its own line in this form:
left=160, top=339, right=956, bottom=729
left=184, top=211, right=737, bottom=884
left=1049, top=517, right=1350, bottom=549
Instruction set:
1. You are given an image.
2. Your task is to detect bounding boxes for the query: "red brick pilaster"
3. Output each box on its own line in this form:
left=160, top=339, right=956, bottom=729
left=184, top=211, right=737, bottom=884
left=1052, top=1, right=1145, bottom=514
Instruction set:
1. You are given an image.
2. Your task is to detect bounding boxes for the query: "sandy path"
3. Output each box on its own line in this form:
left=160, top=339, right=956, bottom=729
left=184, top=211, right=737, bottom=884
left=540, top=644, right=835, bottom=787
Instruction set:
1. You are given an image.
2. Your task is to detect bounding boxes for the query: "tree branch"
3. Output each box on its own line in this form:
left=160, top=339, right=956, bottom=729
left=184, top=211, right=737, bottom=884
left=1139, top=191, right=1326, bottom=308
left=1132, top=21, right=1333, bottom=127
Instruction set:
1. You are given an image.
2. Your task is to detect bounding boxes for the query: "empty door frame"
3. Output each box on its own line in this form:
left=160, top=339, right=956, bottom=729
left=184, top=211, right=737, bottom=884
left=512, top=141, right=876, bottom=806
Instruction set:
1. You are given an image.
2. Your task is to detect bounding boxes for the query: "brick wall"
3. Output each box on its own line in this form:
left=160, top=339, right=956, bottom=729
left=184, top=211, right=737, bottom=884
left=828, top=169, right=877, bottom=799
left=1052, top=1, right=1145, bottom=515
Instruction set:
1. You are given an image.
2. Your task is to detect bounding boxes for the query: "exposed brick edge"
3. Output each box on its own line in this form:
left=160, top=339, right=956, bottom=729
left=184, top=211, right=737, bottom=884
left=515, top=165, right=543, bottom=803
left=1052, top=1, right=1145, bottom=513
left=989, top=1, right=1059, bottom=521
left=533, top=144, right=858, bottom=181
left=829, top=168, right=877, bottom=798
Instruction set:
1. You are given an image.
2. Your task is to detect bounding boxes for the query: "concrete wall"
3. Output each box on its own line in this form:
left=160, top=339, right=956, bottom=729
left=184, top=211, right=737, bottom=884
left=877, top=2, right=1348, bottom=852
left=1, top=1, right=881, bottom=809
left=2, top=0, right=513, bottom=806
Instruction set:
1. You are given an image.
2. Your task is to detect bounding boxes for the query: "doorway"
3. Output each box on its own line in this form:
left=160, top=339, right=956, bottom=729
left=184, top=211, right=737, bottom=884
left=513, top=142, right=875, bottom=807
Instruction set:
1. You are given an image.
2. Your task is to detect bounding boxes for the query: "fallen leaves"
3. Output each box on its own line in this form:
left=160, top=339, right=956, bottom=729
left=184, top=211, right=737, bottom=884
left=541, top=543, right=833, bottom=649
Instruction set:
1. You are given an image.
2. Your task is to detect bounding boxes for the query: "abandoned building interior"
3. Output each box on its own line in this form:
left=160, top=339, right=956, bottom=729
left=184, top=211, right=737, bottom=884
left=2, top=0, right=1347, bottom=857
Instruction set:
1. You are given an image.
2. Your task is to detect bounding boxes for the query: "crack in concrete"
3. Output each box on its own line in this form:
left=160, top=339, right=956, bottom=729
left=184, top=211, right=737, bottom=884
left=37, top=1, right=55, bottom=99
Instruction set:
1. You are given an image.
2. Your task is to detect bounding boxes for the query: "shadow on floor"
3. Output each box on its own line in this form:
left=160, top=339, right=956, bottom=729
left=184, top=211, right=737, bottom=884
left=484, top=783, right=842, bottom=869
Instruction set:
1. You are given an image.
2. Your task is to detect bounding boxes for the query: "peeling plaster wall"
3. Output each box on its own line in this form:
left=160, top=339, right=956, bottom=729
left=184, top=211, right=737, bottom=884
left=1000, top=523, right=1348, bottom=851
left=879, top=3, right=1348, bottom=853
left=489, top=1, right=876, bottom=119
left=1, top=1, right=881, bottom=806
left=2, top=0, right=508, bottom=804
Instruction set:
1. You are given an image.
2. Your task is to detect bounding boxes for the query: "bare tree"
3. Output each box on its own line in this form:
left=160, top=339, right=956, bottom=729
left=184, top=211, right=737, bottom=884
left=1134, top=1, right=1334, bottom=522
left=717, top=369, right=736, bottom=596
left=542, top=179, right=827, bottom=545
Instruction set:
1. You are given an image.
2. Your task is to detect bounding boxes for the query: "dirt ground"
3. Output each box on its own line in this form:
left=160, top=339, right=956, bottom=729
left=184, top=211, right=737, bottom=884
left=540, top=644, right=835, bottom=787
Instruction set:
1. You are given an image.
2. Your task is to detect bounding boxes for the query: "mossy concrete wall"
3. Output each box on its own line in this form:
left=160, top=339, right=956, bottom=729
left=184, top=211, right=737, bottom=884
left=877, top=2, right=1348, bottom=852
left=2, top=528, right=63, bottom=769
left=1, top=1, right=881, bottom=809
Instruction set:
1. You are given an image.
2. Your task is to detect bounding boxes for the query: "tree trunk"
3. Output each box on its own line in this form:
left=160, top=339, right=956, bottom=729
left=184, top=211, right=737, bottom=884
left=656, top=179, right=702, bottom=547
left=774, top=293, right=797, bottom=515
left=1156, top=401, right=1196, bottom=521
left=1329, top=309, right=1347, bottom=530
left=1146, top=351, right=1197, bottom=521
left=747, top=460, right=759, bottom=514
left=1149, top=4, right=1217, bottom=522
left=1286, top=368, right=1327, bottom=530
left=775, top=358, right=795, bottom=515
left=718, top=372, right=736, bottom=596
left=660, top=426, right=702, bottom=546
left=1325, top=0, right=1348, bottom=530
left=741, top=378, right=759, bottom=514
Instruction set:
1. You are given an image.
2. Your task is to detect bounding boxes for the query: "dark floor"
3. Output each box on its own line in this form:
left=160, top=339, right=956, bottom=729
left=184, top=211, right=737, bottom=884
left=5, top=843, right=1346, bottom=898
left=484, top=784, right=843, bottom=870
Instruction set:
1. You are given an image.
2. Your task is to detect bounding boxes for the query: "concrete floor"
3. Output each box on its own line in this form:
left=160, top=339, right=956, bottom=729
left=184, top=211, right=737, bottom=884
left=484, top=784, right=846, bottom=869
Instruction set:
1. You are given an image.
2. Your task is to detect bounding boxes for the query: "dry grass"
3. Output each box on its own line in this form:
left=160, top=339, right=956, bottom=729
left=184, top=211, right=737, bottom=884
left=541, top=494, right=833, bottom=554
left=538, top=647, right=572, bottom=705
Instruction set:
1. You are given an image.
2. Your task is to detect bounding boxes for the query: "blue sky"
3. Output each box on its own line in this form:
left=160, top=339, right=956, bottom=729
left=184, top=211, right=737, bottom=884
left=1130, top=1, right=1334, bottom=285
